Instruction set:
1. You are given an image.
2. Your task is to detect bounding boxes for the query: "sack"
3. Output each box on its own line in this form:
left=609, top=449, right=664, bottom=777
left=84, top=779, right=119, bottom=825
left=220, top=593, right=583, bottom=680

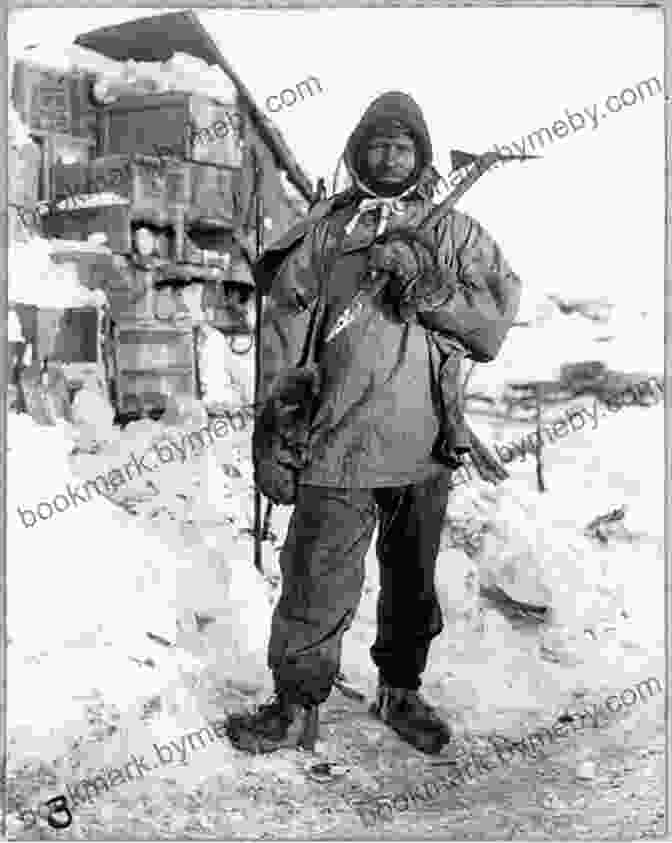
left=252, top=364, right=321, bottom=505
left=427, top=331, right=509, bottom=484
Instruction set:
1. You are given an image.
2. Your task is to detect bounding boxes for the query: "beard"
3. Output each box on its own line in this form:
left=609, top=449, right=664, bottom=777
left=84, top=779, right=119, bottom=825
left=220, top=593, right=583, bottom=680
left=357, top=144, right=424, bottom=196
left=360, top=166, right=419, bottom=197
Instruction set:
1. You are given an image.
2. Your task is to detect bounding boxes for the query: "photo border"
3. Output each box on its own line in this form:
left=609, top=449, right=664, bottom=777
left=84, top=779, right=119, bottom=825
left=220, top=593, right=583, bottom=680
left=1, top=3, right=669, bottom=839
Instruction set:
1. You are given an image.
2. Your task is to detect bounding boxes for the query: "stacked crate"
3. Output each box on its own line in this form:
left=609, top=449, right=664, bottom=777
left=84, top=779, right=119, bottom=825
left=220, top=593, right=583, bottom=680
left=32, top=81, right=249, bottom=417
left=111, top=323, right=197, bottom=418
left=95, top=92, right=247, bottom=416
left=13, top=57, right=308, bottom=418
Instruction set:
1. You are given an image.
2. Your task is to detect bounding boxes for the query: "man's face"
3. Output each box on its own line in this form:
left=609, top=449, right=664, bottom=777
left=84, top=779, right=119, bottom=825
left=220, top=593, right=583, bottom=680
left=365, top=132, right=417, bottom=188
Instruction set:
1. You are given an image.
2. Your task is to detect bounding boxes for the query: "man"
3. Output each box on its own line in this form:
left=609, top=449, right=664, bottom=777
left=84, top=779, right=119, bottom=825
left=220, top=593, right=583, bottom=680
left=226, top=91, right=522, bottom=755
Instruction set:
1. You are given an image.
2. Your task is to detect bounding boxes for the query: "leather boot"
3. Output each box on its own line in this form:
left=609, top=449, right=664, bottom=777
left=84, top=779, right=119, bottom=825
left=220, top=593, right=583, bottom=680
left=370, top=680, right=452, bottom=755
left=225, top=693, right=319, bottom=755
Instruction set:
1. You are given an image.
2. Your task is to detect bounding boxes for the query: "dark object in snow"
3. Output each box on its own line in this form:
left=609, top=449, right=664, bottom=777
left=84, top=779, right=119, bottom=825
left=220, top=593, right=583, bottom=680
left=480, top=584, right=549, bottom=623
left=307, top=761, right=349, bottom=783
left=142, top=695, right=163, bottom=718
left=370, top=681, right=452, bottom=755
left=194, top=612, right=216, bottom=632
left=547, top=295, right=614, bottom=323
left=534, top=382, right=546, bottom=493
left=559, top=361, right=609, bottom=394
left=146, top=631, right=174, bottom=648
left=585, top=505, right=628, bottom=544
left=225, top=694, right=319, bottom=754
left=557, top=711, right=576, bottom=725
left=129, top=656, right=156, bottom=668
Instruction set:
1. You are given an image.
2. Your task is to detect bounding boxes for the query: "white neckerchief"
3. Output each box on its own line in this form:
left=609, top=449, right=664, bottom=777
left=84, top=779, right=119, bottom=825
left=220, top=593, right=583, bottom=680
left=343, top=181, right=416, bottom=238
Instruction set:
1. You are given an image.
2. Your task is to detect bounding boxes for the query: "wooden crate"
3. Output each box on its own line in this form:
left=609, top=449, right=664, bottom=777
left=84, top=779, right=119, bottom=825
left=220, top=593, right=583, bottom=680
left=48, top=155, right=236, bottom=239
left=52, top=308, right=100, bottom=363
left=42, top=204, right=134, bottom=254
left=112, top=322, right=198, bottom=414
left=97, top=92, right=242, bottom=168
left=104, top=268, right=156, bottom=323
left=89, top=154, right=190, bottom=225
left=12, top=305, right=100, bottom=365
left=48, top=135, right=96, bottom=203
left=12, top=60, right=93, bottom=138
left=187, top=163, right=238, bottom=227
left=115, top=369, right=196, bottom=416
left=13, top=305, right=63, bottom=364
left=114, top=324, right=194, bottom=371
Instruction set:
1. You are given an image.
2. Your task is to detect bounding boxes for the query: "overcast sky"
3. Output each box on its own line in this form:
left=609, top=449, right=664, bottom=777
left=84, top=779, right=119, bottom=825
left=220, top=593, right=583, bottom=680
left=9, top=6, right=665, bottom=317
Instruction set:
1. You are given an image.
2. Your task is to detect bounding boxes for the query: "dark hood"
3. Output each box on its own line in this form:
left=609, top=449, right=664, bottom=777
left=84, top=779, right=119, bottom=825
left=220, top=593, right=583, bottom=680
left=344, top=91, right=433, bottom=196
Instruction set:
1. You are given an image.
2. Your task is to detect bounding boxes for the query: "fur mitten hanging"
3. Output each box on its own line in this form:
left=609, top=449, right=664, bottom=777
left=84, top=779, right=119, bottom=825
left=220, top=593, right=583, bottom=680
left=252, top=365, right=322, bottom=505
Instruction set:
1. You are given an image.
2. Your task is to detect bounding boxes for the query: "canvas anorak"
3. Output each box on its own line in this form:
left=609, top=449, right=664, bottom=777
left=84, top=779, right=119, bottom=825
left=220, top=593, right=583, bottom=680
left=255, top=92, right=522, bottom=489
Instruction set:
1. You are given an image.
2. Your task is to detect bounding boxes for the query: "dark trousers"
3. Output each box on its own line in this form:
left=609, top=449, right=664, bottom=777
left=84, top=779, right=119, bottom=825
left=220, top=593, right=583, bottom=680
left=268, top=471, right=452, bottom=707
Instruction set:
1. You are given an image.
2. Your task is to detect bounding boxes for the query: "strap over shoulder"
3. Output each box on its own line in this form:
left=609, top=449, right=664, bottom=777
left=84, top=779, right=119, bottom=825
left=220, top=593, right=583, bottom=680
left=252, top=191, right=353, bottom=294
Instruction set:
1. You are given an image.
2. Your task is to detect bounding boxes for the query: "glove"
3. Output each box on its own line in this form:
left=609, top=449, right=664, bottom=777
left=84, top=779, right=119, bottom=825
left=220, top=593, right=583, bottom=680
left=368, top=230, right=455, bottom=323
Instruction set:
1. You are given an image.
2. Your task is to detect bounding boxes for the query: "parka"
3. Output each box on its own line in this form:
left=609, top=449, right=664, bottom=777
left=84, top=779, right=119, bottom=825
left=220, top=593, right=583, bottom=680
left=254, top=92, right=522, bottom=489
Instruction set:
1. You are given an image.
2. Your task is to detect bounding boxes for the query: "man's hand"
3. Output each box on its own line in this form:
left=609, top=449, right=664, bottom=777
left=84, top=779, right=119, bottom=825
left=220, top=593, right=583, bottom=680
left=368, top=239, right=421, bottom=284
left=368, top=232, right=454, bottom=322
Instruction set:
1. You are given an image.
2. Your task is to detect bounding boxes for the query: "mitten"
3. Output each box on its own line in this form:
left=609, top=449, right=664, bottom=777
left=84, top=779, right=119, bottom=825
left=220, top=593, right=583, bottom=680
left=252, top=365, right=321, bottom=505
left=370, top=229, right=455, bottom=322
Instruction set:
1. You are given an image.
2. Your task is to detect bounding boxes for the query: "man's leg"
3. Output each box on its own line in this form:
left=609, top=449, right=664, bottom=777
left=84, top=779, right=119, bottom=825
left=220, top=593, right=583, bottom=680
left=227, top=484, right=377, bottom=752
left=372, top=470, right=452, bottom=685
left=269, top=484, right=377, bottom=704
left=370, top=469, right=453, bottom=753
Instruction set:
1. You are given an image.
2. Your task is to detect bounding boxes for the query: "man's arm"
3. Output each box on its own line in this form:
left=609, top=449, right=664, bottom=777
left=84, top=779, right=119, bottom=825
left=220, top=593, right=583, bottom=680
left=257, top=225, right=322, bottom=400
left=418, top=211, right=522, bottom=362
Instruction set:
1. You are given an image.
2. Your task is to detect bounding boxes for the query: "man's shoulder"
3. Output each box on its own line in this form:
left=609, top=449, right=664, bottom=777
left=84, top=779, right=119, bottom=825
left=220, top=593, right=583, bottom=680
left=267, top=191, right=353, bottom=250
left=420, top=203, right=476, bottom=243
left=310, top=189, right=358, bottom=223
left=253, top=192, right=355, bottom=292
left=428, top=203, right=474, bottom=227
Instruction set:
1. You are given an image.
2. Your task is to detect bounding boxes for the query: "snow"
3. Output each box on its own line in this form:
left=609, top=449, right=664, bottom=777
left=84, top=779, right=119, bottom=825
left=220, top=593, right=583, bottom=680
left=8, top=239, right=108, bottom=309
left=7, top=394, right=269, bottom=780
left=468, top=302, right=663, bottom=400
left=199, top=324, right=255, bottom=408
left=7, top=323, right=664, bottom=771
